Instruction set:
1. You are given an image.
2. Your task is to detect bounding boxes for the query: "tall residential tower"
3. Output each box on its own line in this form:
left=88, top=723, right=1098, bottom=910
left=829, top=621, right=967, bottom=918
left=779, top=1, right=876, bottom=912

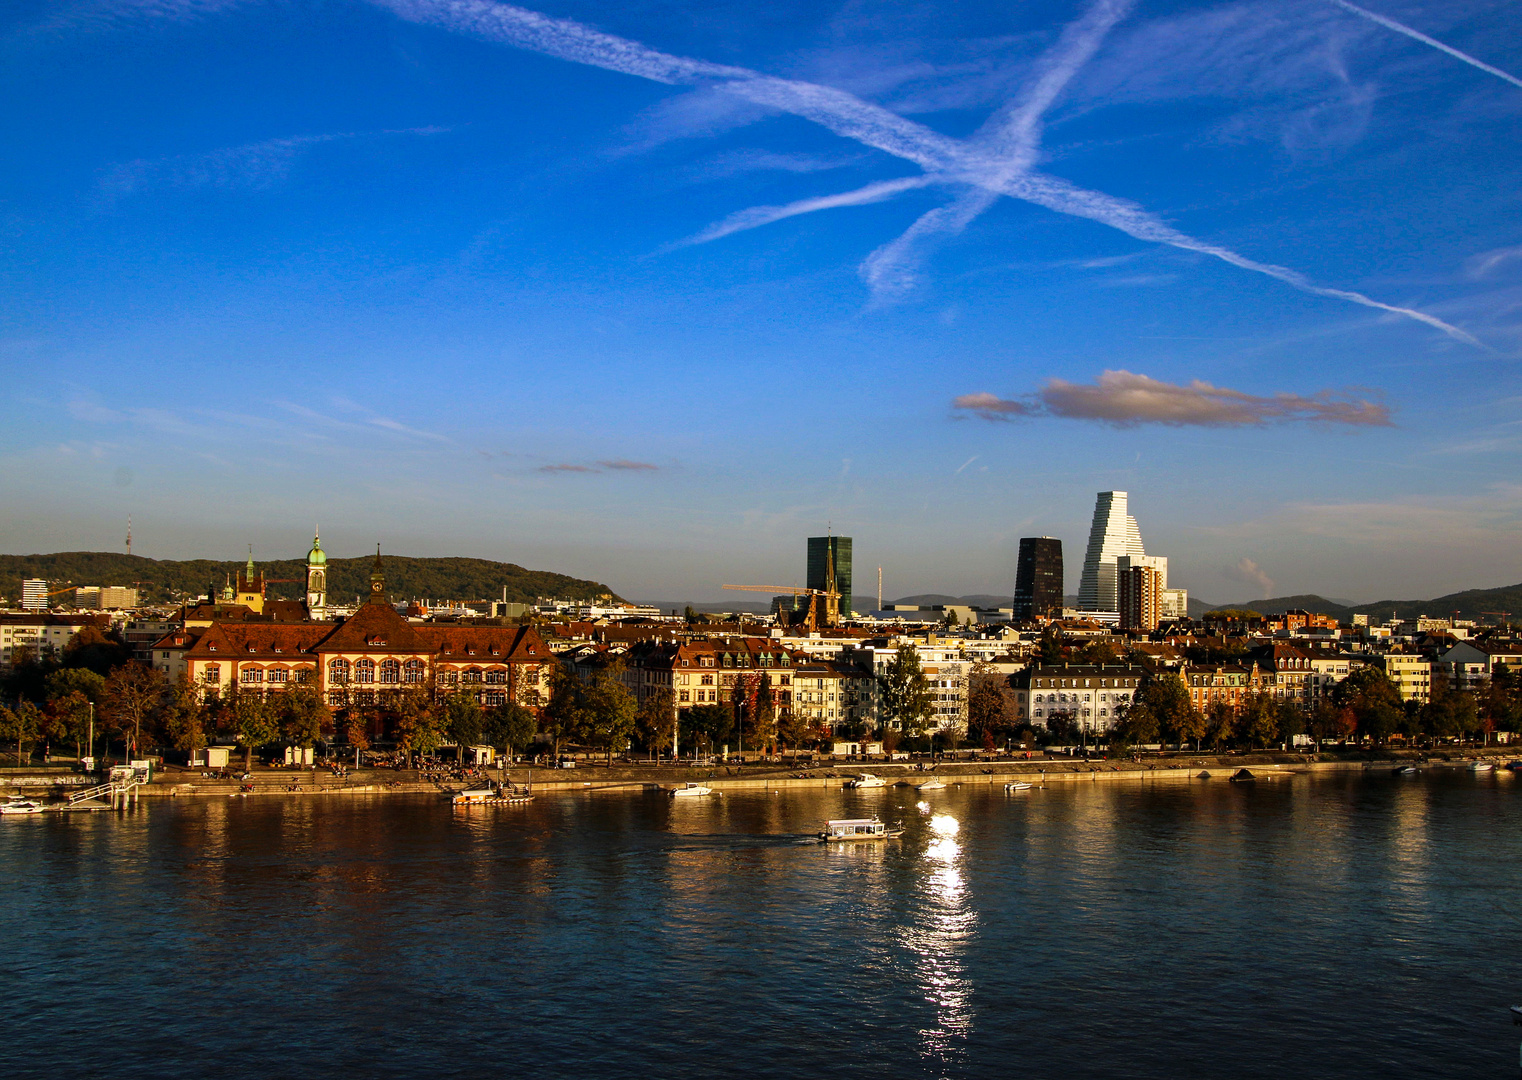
left=1077, top=491, right=1145, bottom=615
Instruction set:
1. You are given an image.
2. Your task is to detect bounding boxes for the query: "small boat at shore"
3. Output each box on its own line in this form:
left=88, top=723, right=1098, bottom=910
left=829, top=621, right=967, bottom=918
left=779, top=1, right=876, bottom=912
left=0, top=798, right=44, bottom=815
left=846, top=774, right=886, bottom=789
left=1393, top=766, right=1418, bottom=776
left=451, top=786, right=533, bottom=806
left=669, top=783, right=714, bottom=798
left=819, top=817, right=903, bottom=841
left=1004, top=781, right=1032, bottom=792
left=1471, top=761, right=1495, bottom=772
left=916, top=777, right=946, bottom=791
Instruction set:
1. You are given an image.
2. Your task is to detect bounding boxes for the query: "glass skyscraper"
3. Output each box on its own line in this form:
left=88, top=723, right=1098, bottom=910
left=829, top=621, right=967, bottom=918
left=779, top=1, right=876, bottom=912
left=1013, top=536, right=1063, bottom=620
left=807, top=536, right=852, bottom=621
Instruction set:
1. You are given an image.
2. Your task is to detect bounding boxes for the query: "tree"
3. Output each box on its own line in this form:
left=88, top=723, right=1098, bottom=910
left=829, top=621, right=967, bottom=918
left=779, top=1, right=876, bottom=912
left=0, top=701, right=43, bottom=766
left=967, top=662, right=1010, bottom=747
left=1138, top=674, right=1196, bottom=748
left=1307, top=699, right=1352, bottom=749
left=103, top=662, right=168, bottom=760
left=636, top=688, right=677, bottom=760
left=442, top=692, right=485, bottom=762
left=777, top=706, right=810, bottom=752
left=1077, top=639, right=1120, bottom=666
left=583, top=667, right=638, bottom=765
left=344, top=711, right=373, bottom=765
left=1240, top=692, right=1280, bottom=749
left=1114, top=698, right=1158, bottom=747
left=1276, top=702, right=1305, bottom=749
left=686, top=704, right=732, bottom=753
left=280, top=683, right=328, bottom=753
left=46, top=667, right=106, bottom=708
left=1038, top=626, right=1064, bottom=665
left=484, top=702, right=538, bottom=760
left=394, top=689, right=444, bottom=762
left=541, top=664, right=584, bottom=758
left=1205, top=700, right=1236, bottom=751
left=45, top=690, right=94, bottom=762
left=1335, top=666, right=1404, bottom=745
left=231, top=689, right=279, bottom=771
left=161, top=674, right=208, bottom=755
left=752, top=674, right=777, bottom=754
left=879, top=644, right=934, bottom=738
left=61, top=625, right=133, bottom=676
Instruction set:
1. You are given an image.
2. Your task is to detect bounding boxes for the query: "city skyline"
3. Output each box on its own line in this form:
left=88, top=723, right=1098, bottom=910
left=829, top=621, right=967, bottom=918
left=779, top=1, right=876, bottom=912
left=3, top=0, right=1520, bottom=604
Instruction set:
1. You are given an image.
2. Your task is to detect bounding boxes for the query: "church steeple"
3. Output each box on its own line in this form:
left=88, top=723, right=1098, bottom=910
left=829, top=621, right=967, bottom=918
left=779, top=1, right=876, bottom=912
left=368, top=544, right=386, bottom=605
left=305, top=528, right=328, bottom=619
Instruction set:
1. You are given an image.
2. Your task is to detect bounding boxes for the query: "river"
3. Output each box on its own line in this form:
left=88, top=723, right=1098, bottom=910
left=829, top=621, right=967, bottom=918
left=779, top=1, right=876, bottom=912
left=1, top=770, right=1519, bottom=1077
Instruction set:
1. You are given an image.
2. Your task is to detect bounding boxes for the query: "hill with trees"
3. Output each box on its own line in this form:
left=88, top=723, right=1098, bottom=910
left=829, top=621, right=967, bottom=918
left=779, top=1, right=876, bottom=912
left=1209, top=583, right=1522, bottom=624
left=0, top=552, right=621, bottom=607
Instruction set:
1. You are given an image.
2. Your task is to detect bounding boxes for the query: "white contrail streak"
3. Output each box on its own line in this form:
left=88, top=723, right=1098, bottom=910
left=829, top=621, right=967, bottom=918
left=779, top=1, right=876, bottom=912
left=374, top=0, right=1481, bottom=346
left=679, top=177, right=934, bottom=246
left=1329, top=0, right=1522, bottom=90
left=861, top=0, right=1134, bottom=299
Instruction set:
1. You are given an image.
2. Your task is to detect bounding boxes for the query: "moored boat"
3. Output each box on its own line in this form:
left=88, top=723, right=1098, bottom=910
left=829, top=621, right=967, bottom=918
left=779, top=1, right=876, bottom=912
left=1004, top=781, right=1032, bottom=791
left=846, top=774, right=886, bottom=789
left=916, top=777, right=946, bottom=791
left=1393, top=765, right=1418, bottom=776
left=451, top=785, right=533, bottom=806
left=669, top=783, right=714, bottom=798
left=819, top=817, right=903, bottom=841
left=1471, top=761, right=1495, bottom=772
left=0, top=798, right=44, bottom=815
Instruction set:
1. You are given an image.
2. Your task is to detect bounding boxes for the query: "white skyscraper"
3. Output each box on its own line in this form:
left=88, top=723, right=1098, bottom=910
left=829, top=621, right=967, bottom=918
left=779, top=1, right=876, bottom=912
left=1078, top=491, right=1146, bottom=614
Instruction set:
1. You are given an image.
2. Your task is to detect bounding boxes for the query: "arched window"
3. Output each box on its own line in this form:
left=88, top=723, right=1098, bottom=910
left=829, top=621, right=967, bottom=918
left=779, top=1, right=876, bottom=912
left=404, top=659, right=425, bottom=683
left=268, top=667, right=289, bottom=685
left=485, top=668, right=507, bottom=685
left=329, top=659, right=350, bottom=685
left=463, top=668, right=482, bottom=685
left=379, top=659, right=400, bottom=685
left=355, top=659, right=375, bottom=684
left=294, top=667, right=314, bottom=684
left=241, top=666, right=263, bottom=683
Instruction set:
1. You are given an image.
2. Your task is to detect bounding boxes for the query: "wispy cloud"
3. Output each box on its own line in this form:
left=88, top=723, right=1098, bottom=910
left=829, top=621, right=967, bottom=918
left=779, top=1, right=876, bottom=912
left=1467, top=244, right=1522, bottom=279
left=540, top=459, right=660, bottom=474
left=98, top=127, right=448, bottom=200
left=1225, top=556, right=1276, bottom=599
left=599, top=459, right=659, bottom=471
left=539, top=463, right=597, bottom=473
left=1327, top=0, right=1522, bottom=90
left=369, top=0, right=1480, bottom=345
left=953, top=369, right=1393, bottom=427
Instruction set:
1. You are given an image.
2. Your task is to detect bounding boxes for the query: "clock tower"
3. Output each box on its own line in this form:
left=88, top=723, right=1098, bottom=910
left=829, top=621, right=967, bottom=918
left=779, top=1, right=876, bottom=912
left=368, top=545, right=387, bottom=605
left=305, top=529, right=327, bottom=619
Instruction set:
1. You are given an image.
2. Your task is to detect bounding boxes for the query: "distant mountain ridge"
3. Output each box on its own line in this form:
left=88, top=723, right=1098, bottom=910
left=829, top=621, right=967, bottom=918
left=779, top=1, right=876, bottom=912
left=1208, top=583, right=1522, bottom=623
left=0, top=552, right=620, bottom=607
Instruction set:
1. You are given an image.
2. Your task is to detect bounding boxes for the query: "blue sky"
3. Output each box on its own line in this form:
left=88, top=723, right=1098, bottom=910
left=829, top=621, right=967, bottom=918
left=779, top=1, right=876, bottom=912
left=2, top=0, right=1520, bottom=605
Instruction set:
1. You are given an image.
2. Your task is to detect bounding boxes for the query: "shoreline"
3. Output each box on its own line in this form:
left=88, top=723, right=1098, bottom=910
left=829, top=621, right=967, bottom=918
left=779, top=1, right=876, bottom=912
left=4, top=750, right=1515, bottom=802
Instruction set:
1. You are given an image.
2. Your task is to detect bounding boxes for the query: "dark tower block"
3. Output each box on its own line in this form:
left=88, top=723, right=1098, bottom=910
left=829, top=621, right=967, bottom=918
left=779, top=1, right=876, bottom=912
left=807, top=535, right=852, bottom=624
left=1013, top=537, right=1063, bottom=621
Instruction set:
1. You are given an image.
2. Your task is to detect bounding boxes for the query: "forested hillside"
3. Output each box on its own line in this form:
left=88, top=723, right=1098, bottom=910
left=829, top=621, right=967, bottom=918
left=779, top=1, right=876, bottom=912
left=0, top=552, right=621, bottom=606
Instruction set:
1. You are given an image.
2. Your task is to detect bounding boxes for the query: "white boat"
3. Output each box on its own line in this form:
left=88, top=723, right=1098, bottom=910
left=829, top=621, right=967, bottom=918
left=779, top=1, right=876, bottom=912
left=669, top=783, right=714, bottom=798
left=1004, top=781, right=1033, bottom=791
left=846, top=774, right=886, bottom=789
left=819, top=817, right=903, bottom=841
left=452, top=787, right=534, bottom=806
left=916, top=777, right=946, bottom=791
left=0, top=798, right=43, bottom=815
left=1471, top=761, right=1495, bottom=772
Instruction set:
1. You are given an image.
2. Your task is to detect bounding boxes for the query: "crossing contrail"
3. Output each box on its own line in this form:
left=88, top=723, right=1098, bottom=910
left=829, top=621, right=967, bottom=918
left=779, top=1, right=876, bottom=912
left=373, top=0, right=1481, bottom=346
left=1329, top=0, right=1522, bottom=90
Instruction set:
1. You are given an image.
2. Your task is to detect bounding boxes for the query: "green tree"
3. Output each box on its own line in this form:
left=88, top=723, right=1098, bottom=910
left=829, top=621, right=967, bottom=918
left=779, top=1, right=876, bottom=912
left=1276, top=702, right=1306, bottom=748
left=231, top=689, right=279, bottom=771
left=394, top=689, right=444, bottom=762
left=879, top=644, right=934, bottom=738
left=1038, top=626, right=1064, bottom=665
left=161, top=674, right=208, bottom=755
left=686, top=703, right=732, bottom=753
left=484, top=702, right=538, bottom=759
left=636, top=688, right=677, bottom=760
left=1078, top=639, right=1119, bottom=665
left=280, top=683, right=328, bottom=753
left=1205, top=699, right=1236, bottom=751
left=442, top=692, right=485, bottom=762
left=103, top=662, right=168, bottom=760
left=1335, top=666, right=1404, bottom=744
left=1115, top=698, right=1158, bottom=746
left=0, top=701, right=43, bottom=766
left=45, top=690, right=94, bottom=762
left=1241, top=692, right=1280, bottom=749
left=61, top=625, right=133, bottom=676
left=46, top=667, right=106, bottom=708
left=583, top=667, right=638, bottom=765
left=540, top=664, right=584, bottom=759
left=1139, top=674, right=1197, bottom=748
left=777, top=705, right=810, bottom=752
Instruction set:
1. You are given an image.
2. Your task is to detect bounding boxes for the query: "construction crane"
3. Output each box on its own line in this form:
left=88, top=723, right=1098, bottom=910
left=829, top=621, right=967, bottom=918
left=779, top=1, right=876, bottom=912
left=1482, top=610, right=1512, bottom=625
left=722, top=583, right=841, bottom=631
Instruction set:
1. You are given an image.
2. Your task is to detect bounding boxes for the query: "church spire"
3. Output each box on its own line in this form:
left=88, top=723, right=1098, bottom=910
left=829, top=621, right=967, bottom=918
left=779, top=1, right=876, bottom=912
left=368, top=544, right=386, bottom=604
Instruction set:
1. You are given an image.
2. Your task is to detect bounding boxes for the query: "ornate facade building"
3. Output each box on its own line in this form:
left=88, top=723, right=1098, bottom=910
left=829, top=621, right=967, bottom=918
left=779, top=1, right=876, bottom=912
left=182, top=550, right=555, bottom=713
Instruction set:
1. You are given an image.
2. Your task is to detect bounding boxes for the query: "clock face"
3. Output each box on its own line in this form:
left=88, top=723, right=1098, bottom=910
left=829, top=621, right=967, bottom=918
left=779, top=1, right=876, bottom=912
left=372, top=581, right=383, bottom=593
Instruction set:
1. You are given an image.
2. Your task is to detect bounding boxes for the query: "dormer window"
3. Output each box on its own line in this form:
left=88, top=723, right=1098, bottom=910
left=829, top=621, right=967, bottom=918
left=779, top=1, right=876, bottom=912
left=208, top=644, right=217, bottom=652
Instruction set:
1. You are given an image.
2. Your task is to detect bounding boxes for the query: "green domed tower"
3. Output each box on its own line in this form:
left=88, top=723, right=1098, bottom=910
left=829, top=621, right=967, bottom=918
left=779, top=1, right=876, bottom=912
left=305, top=528, right=327, bottom=619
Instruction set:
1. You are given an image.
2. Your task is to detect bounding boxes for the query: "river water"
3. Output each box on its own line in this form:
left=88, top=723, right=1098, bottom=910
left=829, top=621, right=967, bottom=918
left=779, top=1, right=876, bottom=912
left=2, top=770, right=1519, bottom=1078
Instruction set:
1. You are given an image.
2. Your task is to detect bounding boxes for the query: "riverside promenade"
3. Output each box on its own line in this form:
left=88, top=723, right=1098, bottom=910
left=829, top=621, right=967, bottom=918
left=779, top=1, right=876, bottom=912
left=6, top=748, right=1515, bottom=801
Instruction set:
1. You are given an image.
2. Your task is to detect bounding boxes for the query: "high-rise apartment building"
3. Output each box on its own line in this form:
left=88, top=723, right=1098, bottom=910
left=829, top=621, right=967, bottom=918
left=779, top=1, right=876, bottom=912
left=807, top=536, right=852, bottom=622
left=21, top=579, right=48, bottom=611
left=1012, top=537, right=1063, bottom=621
left=1077, top=492, right=1145, bottom=614
left=1118, top=556, right=1165, bottom=631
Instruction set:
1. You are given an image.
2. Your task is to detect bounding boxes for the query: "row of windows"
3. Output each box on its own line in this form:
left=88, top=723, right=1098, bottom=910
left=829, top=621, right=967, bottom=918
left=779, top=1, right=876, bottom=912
left=1031, top=677, right=1137, bottom=689
left=1033, top=692, right=1131, bottom=704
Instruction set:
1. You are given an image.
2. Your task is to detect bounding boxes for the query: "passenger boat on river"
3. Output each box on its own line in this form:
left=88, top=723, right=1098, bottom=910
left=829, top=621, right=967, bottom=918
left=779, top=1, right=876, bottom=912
left=819, top=817, right=903, bottom=841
